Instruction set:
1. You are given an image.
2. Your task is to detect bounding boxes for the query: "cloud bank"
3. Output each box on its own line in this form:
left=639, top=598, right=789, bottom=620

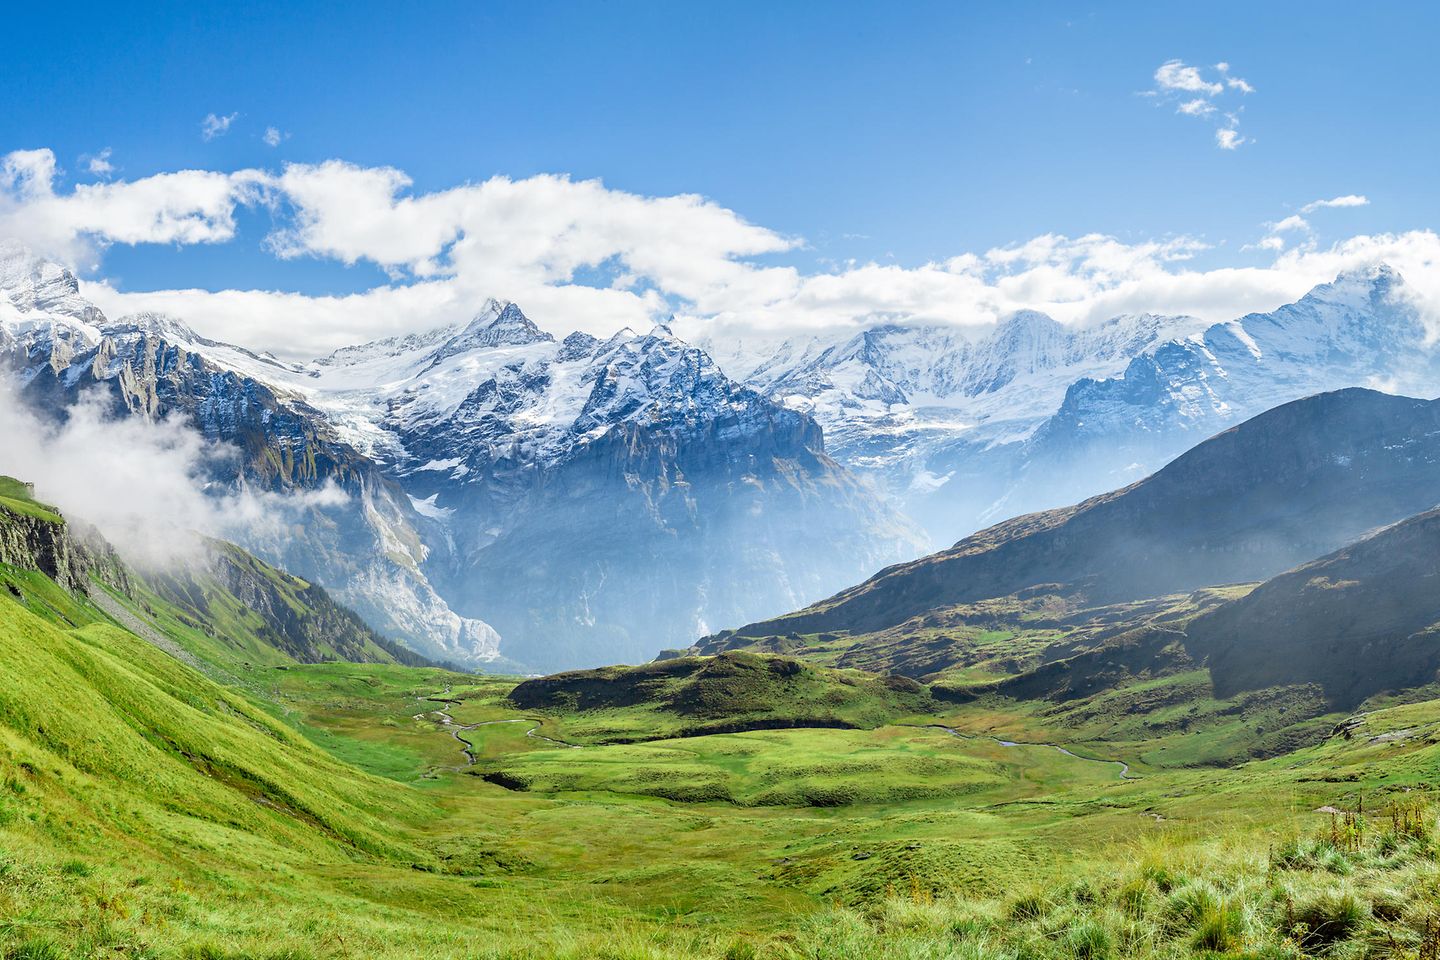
left=0, top=147, right=1433, bottom=359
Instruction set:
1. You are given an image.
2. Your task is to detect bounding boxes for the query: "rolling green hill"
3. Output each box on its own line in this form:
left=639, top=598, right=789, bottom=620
left=507, top=650, right=936, bottom=743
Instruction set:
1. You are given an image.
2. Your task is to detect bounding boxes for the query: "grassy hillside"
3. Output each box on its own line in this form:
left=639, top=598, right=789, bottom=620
left=137, top=539, right=438, bottom=671
left=0, top=476, right=61, bottom=523
left=507, top=651, right=936, bottom=743
left=0, top=591, right=468, bottom=957
left=6, top=475, right=1440, bottom=956
left=1190, top=506, right=1440, bottom=707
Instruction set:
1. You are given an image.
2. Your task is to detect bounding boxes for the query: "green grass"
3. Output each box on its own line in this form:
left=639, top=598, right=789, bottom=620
left=508, top=651, right=937, bottom=744
left=9, top=528, right=1440, bottom=956
left=0, top=478, right=62, bottom=524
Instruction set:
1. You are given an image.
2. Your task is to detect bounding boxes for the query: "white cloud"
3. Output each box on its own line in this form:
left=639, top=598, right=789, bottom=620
left=84, top=148, right=114, bottom=177
left=1155, top=60, right=1222, bottom=96
left=1152, top=59, right=1252, bottom=150
left=1216, top=61, right=1256, bottom=94
left=5, top=148, right=1439, bottom=362
left=1250, top=195, right=1370, bottom=252
left=1302, top=194, right=1370, bottom=213
left=201, top=112, right=238, bottom=141
left=263, top=126, right=285, bottom=147
left=0, top=148, right=269, bottom=266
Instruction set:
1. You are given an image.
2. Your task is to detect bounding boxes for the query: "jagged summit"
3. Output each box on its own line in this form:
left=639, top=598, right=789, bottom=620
left=104, top=310, right=206, bottom=347
left=443, top=299, right=554, bottom=352
left=0, top=241, right=105, bottom=332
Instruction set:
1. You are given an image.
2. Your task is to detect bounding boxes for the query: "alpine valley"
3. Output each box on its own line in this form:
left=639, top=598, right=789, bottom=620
left=5, top=238, right=1437, bottom=673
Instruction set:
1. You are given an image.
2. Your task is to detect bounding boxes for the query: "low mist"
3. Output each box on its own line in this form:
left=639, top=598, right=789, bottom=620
left=0, top=381, right=347, bottom=570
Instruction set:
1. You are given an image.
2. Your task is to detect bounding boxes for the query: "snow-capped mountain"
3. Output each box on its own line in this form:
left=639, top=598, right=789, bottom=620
left=0, top=243, right=499, bottom=664
left=0, top=244, right=921, bottom=670
left=1019, top=264, right=1440, bottom=507
left=715, top=264, right=1439, bottom=547
left=265, top=301, right=922, bottom=670
left=5, top=234, right=1430, bottom=668
left=707, top=308, right=1206, bottom=540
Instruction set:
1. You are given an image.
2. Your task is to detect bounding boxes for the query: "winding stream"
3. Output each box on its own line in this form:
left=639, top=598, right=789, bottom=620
left=418, top=689, right=579, bottom=771
left=916, top=724, right=1136, bottom=780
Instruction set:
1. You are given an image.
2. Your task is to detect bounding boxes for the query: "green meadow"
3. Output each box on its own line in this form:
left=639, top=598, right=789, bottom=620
left=3, top=562, right=1440, bottom=958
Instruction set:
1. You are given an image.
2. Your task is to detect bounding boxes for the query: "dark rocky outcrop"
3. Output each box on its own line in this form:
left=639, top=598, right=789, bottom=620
left=0, top=499, right=131, bottom=596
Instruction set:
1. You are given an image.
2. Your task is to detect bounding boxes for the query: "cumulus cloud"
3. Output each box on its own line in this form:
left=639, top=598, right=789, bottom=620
left=0, top=384, right=347, bottom=570
left=1, top=147, right=1436, bottom=362
left=1151, top=59, right=1252, bottom=149
left=262, top=126, right=285, bottom=147
left=201, top=112, right=238, bottom=141
left=0, top=148, right=269, bottom=266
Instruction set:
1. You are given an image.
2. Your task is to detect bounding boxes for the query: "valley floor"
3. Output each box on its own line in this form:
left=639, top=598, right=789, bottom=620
left=6, top=634, right=1440, bottom=959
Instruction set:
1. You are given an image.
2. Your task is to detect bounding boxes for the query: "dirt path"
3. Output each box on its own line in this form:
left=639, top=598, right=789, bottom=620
left=88, top=587, right=219, bottom=677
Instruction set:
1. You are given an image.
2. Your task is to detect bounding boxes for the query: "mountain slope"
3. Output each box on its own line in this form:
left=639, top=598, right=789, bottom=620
left=0, top=244, right=498, bottom=664
left=1187, top=506, right=1440, bottom=707
left=719, top=266, right=1438, bottom=547
left=0, top=476, right=434, bottom=673
left=715, top=388, right=1440, bottom=644
left=1, top=243, right=921, bottom=670
left=297, top=307, right=923, bottom=669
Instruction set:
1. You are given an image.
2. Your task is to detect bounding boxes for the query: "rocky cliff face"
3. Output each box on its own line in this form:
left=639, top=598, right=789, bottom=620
left=1, top=247, right=919, bottom=670
left=311, top=308, right=923, bottom=671
left=145, top=540, right=439, bottom=667
left=0, top=498, right=131, bottom=597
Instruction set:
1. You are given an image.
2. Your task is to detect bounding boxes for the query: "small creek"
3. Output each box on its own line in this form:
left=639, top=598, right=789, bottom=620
left=418, top=689, right=580, bottom=771
left=919, top=724, right=1136, bottom=780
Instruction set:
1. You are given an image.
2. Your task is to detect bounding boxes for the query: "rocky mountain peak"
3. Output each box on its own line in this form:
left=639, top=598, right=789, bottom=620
left=1296, top=262, right=1405, bottom=312
left=458, top=300, right=554, bottom=348
left=104, top=311, right=206, bottom=347
left=0, top=240, right=104, bottom=330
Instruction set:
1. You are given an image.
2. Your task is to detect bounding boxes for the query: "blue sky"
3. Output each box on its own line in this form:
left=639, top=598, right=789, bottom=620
left=2, top=1, right=1438, bottom=354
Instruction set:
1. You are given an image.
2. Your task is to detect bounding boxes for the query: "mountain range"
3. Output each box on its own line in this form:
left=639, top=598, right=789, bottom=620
left=715, top=264, right=1440, bottom=545
left=0, top=242, right=917, bottom=671
left=4, top=236, right=1436, bottom=671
